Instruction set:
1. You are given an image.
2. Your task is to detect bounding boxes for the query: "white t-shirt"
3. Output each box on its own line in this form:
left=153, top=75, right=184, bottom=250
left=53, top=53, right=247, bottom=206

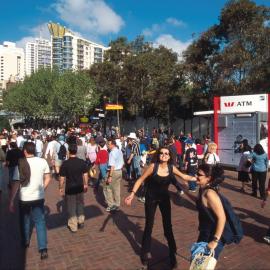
left=206, top=153, right=220, bottom=165
left=35, top=139, right=44, bottom=153
left=20, top=157, right=50, bottom=201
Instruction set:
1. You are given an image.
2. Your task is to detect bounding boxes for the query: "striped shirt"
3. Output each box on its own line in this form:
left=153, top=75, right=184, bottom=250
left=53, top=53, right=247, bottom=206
left=131, top=139, right=141, bottom=156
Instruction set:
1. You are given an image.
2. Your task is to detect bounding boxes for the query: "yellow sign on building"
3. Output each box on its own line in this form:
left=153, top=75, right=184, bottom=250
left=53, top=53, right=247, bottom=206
left=105, top=104, right=124, bottom=110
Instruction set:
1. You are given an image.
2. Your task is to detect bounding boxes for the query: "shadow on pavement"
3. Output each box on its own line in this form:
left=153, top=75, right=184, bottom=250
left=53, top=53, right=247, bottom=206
left=45, top=199, right=103, bottom=230
left=0, top=181, right=26, bottom=270
left=235, top=207, right=270, bottom=243
left=99, top=210, right=174, bottom=270
left=169, top=191, right=197, bottom=212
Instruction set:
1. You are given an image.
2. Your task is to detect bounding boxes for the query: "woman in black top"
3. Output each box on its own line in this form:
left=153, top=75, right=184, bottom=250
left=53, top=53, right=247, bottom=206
left=125, top=147, right=194, bottom=269
left=184, top=164, right=226, bottom=265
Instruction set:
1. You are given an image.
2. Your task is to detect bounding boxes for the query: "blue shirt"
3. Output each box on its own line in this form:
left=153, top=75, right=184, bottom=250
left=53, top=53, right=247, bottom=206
left=108, top=147, right=124, bottom=170
left=249, top=152, right=268, bottom=172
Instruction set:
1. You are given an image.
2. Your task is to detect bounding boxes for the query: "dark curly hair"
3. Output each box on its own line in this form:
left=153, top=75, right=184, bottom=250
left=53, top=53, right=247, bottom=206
left=253, top=144, right=265, bottom=155
left=198, top=163, right=224, bottom=188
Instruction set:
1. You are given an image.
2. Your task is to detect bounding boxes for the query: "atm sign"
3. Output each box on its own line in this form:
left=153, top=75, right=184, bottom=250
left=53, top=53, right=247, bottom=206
left=220, top=94, right=267, bottom=113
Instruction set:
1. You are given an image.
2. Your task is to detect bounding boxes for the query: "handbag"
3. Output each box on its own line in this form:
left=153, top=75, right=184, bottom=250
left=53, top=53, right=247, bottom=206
left=189, top=250, right=217, bottom=270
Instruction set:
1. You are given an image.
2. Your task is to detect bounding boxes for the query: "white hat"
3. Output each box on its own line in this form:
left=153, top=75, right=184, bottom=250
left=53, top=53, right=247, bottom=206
left=127, top=132, right=137, bottom=140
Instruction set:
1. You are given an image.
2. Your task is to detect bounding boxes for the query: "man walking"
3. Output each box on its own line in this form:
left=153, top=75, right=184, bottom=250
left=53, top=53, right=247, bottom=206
left=127, top=133, right=141, bottom=180
left=9, top=142, right=51, bottom=260
left=104, top=138, right=124, bottom=212
left=59, top=144, right=88, bottom=232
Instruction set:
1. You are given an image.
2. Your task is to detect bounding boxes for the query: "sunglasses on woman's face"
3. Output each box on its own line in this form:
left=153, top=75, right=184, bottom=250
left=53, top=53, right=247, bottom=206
left=197, top=173, right=206, bottom=177
left=160, top=152, right=169, bottom=156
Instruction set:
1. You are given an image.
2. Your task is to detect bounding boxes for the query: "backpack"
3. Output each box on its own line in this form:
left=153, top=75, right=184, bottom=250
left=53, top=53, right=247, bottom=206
left=58, top=142, right=67, bottom=160
left=205, top=188, right=243, bottom=244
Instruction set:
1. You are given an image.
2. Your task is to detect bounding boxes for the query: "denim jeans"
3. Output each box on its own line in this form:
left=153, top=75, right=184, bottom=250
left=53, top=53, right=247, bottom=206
left=132, top=156, right=141, bottom=180
left=188, top=172, right=197, bottom=191
left=96, top=163, right=108, bottom=188
left=99, top=163, right=108, bottom=180
left=19, top=199, right=47, bottom=251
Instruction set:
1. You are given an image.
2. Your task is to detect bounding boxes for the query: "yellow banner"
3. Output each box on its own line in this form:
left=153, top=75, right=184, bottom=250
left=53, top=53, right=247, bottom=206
left=105, top=104, right=123, bottom=110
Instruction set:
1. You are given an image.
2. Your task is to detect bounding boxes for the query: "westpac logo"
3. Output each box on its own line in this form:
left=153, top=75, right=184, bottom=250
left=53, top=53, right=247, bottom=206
left=224, top=101, right=252, bottom=107
left=224, top=102, right=234, bottom=107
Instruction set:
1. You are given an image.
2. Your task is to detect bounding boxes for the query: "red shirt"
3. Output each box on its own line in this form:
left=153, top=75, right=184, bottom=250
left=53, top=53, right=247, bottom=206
left=174, top=140, right=182, bottom=155
left=196, top=144, right=204, bottom=155
left=95, top=149, right=108, bottom=165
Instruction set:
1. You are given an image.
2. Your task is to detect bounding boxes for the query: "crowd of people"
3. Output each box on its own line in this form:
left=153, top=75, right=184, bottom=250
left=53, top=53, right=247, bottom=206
left=0, top=125, right=269, bottom=269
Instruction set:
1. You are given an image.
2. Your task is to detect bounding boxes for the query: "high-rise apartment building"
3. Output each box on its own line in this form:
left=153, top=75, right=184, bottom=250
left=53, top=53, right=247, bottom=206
left=25, top=38, right=52, bottom=76
left=47, top=22, right=108, bottom=71
left=0, top=41, right=25, bottom=105
left=0, top=41, right=25, bottom=83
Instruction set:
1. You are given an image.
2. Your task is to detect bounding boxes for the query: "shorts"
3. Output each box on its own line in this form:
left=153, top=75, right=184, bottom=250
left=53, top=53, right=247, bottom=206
left=55, top=159, right=63, bottom=167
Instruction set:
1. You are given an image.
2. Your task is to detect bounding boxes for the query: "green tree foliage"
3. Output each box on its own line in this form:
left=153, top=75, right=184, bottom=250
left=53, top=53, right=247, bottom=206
left=184, top=0, right=270, bottom=99
left=3, top=69, right=97, bottom=122
left=90, top=37, right=185, bottom=123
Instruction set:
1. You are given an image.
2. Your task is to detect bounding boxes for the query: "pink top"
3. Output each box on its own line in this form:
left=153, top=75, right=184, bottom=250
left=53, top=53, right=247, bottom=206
left=87, top=144, right=97, bottom=163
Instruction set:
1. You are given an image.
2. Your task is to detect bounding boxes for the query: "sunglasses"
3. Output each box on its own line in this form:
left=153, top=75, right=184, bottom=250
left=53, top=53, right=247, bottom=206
left=160, top=152, right=169, bottom=156
left=197, top=173, right=206, bottom=177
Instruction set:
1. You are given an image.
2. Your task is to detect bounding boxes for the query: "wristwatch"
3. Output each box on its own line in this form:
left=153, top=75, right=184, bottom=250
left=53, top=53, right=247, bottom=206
left=213, top=236, right=220, bottom=243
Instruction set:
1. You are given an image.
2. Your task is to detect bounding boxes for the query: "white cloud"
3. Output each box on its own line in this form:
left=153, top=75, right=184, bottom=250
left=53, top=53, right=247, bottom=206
left=142, top=24, right=163, bottom=37
left=142, top=18, right=186, bottom=37
left=16, top=23, right=51, bottom=49
left=154, top=34, right=191, bottom=58
left=54, top=0, right=124, bottom=35
left=166, top=17, right=186, bottom=27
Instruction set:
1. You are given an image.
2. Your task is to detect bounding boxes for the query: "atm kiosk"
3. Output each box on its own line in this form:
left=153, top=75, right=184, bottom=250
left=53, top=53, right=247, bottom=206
left=196, top=94, right=269, bottom=167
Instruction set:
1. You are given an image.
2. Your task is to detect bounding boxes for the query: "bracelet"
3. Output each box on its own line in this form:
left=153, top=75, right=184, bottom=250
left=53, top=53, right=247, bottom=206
left=213, top=236, right=220, bottom=243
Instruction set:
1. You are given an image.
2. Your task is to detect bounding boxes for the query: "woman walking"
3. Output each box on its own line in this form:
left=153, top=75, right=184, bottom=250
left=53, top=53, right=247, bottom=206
left=237, top=140, right=252, bottom=192
left=125, top=147, right=194, bottom=269
left=249, top=143, right=268, bottom=199
left=183, top=164, right=227, bottom=269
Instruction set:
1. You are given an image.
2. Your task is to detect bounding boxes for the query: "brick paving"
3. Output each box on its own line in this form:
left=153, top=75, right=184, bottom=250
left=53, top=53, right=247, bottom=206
left=1, top=170, right=270, bottom=270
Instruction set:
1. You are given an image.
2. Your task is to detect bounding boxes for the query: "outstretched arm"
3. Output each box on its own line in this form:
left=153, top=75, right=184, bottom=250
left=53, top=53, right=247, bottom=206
left=124, top=163, right=154, bottom=205
left=172, top=166, right=196, bottom=181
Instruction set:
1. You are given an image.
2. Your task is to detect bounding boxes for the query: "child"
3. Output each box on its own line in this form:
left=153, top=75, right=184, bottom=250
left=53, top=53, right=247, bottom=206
left=184, top=139, right=198, bottom=192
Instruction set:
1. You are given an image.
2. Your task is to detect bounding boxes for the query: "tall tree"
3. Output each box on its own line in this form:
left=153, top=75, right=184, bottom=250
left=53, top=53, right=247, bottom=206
left=183, top=0, right=270, bottom=102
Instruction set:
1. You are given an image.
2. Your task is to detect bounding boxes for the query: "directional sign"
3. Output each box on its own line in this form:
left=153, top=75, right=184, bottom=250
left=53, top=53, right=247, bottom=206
left=105, top=104, right=123, bottom=110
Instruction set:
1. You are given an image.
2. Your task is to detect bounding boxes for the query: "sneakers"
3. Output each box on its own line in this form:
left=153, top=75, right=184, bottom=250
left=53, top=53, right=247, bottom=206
left=106, top=205, right=120, bottom=212
left=40, top=249, right=48, bottom=260
left=110, top=205, right=120, bottom=211
left=67, top=225, right=77, bottom=233
left=263, top=236, right=270, bottom=244
left=138, top=197, right=146, bottom=203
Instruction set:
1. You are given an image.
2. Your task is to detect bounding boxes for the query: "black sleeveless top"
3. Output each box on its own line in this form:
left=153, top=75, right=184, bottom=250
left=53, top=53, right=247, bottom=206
left=196, top=189, right=216, bottom=233
left=146, top=173, right=173, bottom=201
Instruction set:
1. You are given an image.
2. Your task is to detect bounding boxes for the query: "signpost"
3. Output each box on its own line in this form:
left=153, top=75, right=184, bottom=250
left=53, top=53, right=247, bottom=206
left=105, top=103, right=123, bottom=134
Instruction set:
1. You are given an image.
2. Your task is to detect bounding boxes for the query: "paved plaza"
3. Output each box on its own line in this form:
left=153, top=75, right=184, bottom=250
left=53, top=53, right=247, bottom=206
left=0, top=170, right=270, bottom=270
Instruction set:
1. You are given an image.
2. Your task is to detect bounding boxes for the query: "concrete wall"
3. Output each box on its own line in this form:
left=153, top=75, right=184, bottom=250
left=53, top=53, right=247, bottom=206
left=109, top=116, right=213, bottom=139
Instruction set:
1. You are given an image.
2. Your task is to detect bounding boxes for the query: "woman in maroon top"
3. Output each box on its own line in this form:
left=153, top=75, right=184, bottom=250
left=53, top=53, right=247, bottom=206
left=92, top=140, right=108, bottom=190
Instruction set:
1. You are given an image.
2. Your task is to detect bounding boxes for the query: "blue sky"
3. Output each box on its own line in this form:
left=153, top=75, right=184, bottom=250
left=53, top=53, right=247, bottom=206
left=1, top=0, right=270, bottom=55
